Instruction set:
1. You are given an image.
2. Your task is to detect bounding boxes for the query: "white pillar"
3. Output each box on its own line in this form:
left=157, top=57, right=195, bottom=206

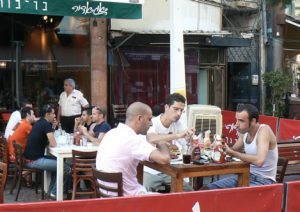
left=169, top=0, right=186, bottom=96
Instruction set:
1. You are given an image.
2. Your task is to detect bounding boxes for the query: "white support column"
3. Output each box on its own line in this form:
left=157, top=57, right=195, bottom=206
left=169, top=0, right=187, bottom=124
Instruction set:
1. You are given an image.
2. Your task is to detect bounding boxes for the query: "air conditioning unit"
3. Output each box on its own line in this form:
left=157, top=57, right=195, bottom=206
left=187, top=104, right=222, bottom=136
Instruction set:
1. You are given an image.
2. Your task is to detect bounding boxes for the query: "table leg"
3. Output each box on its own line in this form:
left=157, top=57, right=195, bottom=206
left=171, top=177, right=183, bottom=192
left=237, top=170, right=250, bottom=187
left=56, top=156, right=64, bottom=201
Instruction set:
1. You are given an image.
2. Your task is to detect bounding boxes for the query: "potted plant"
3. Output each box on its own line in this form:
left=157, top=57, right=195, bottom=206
left=262, top=70, right=292, bottom=117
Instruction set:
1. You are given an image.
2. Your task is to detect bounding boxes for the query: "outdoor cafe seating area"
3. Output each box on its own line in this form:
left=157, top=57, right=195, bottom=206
left=1, top=110, right=300, bottom=212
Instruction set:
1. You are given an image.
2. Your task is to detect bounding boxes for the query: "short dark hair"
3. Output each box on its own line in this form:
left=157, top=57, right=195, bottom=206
left=237, top=103, right=259, bottom=122
left=20, top=107, right=33, bottom=119
left=82, top=107, right=93, bottom=116
left=165, top=93, right=186, bottom=106
left=20, top=98, right=32, bottom=108
left=40, top=104, right=54, bottom=117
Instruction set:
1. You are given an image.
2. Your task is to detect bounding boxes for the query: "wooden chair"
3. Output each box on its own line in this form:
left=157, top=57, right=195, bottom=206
left=0, top=112, right=11, bottom=133
left=0, top=136, right=14, bottom=189
left=0, top=162, right=7, bottom=203
left=71, top=150, right=97, bottom=200
left=10, top=141, right=44, bottom=201
left=111, top=104, right=127, bottom=127
left=92, top=167, right=123, bottom=198
left=276, top=157, right=289, bottom=183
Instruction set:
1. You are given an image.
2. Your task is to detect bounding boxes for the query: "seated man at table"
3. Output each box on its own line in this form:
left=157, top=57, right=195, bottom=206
left=96, top=102, right=170, bottom=196
left=144, top=93, right=194, bottom=192
left=23, top=104, right=71, bottom=198
left=7, top=106, right=36, bottom=161
left=4, top=98, right=32, bottom=139
left=73, top=107, right=95, bottom=133
left=203, top=104, right=278, bottom=190
left=79, top=106, right=111, bottom=145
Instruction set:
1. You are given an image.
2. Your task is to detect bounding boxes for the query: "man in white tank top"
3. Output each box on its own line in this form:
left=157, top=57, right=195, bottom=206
left=205, top=104, right=278, bottom=189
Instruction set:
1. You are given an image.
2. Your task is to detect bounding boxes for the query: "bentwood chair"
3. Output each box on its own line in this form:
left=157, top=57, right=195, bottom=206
left=111, top=104, right=127, bottom=127
left=92, top=167, right=123, bottom=198
left=0, top=162, right=7, bottom=203
left=71, top=150, right=97, bottom=200
left=276, top=157, right=289, bottom=183
left=10, top=141, right=44, bottom=201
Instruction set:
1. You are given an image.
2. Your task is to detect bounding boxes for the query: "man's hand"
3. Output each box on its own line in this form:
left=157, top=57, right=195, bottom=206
left=78, top=125, right=88, bottom=135
left=52, top=118, right=58, bottom=129
left=224, top=143, right=235, bottom=156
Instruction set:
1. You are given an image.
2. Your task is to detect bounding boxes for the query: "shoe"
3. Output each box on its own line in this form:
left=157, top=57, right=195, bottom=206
left=50, top=193, right=56, bottom=199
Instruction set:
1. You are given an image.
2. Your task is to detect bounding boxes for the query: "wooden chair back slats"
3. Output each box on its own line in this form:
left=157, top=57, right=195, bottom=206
left=92, top=167, right=123, bottom=198
left=71, top=150, right=97, bottom=200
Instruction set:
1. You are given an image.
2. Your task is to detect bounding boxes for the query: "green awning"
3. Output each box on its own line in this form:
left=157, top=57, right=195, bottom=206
left=0, top=0, right=142, bottom=19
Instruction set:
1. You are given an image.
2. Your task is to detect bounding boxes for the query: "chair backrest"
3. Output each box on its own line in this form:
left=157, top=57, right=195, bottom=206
left=92, top=167, right=123, bottom=198
left=0, top=162, right=7, bottom=203
left=0, top=136, right=8, bottom=164
left=12, top=141, right=24, bottom=172
left=276, top=157, right=289, bottom=183
left=72, top=150, right=97, bottom=175
left=112, top=104, right=127, bottom=125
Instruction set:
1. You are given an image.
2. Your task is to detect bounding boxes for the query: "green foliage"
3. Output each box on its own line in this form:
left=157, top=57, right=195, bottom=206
left=262, top=70, right=292, bottom=117
left=266, top=0, right=293, bottom=7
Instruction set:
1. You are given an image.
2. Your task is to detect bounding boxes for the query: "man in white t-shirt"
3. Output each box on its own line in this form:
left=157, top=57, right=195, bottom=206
left=96, top=102, right=170, bottom=196
left=4, top=99, right=32, bottom=139
left=144, top=93, right=194, bottom=192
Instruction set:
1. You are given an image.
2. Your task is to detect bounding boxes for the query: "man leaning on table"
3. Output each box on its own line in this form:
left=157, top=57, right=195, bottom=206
left=23, top=104, right=71, bottom=199
left=203, top=103, right=278, bottom=190
left=96, top=102, right=170, bottom=196
left=79, top=106, right=111, bottom=146
left=144, top=93, right=194, bottom=192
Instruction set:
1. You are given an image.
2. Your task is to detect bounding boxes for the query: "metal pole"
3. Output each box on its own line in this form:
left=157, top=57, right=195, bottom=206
left=260, top=0, right=267, bottom=114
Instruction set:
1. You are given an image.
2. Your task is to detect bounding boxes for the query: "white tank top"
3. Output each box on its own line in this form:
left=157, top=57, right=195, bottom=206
left=243, top=124, right=278, bottom=182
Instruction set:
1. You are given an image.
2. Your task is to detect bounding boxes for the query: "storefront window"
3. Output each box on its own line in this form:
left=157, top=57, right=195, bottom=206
left=0, top=14, right=91, bottom=111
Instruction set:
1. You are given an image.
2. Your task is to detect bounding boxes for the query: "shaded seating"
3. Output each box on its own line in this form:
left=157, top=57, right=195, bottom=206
left=10, top=141, right=44, bottom=201
left=276, top=157, right=289, bottom=183
left=111, top=104, right=127, bottom=127
left=92, top=167, right=123, bottom=198
left=71, top=150, right=97, bottom=200
left=0, top=162, right=7, bottom=203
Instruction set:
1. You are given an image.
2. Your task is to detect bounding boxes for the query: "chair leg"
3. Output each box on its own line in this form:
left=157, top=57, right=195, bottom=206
left=9, top=168, right=18, bottom=194
left=72, top=178, right=78, bottom=200
left=15, top=171, right=23, bottom=201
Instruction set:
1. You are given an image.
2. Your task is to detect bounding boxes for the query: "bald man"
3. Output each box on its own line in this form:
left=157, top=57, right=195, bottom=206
left=96, top=102, right=170, bottom=196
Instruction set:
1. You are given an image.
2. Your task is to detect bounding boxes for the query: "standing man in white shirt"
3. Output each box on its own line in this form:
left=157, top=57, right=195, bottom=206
left=57, top=78, right=89, bottom=133
left=4, top=99, right=32, bottom=139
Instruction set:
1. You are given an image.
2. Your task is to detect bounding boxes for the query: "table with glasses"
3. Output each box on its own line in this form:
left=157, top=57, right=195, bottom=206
left=137, top=159, right=250, bottom=192
left=45, top=134, right=98, bottom=201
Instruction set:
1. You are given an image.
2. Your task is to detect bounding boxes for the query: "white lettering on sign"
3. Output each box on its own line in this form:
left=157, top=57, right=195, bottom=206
left=224, top=123, right=237, bottom=134
left=72, top=2, right=108, bottom=16
left=0, top=0, right=48, bottom=11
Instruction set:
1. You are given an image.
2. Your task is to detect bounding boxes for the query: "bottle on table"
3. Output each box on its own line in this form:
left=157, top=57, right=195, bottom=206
left=74, top=132, right=81, bottom=146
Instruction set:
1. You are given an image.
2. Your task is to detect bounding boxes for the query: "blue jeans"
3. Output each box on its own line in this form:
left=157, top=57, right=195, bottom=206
left=207, top=174, right=275, bottom=190
left=26, top=156, right=71, bottom=195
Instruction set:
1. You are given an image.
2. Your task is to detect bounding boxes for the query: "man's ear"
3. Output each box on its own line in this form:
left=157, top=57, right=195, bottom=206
left=164, top=104, right=169, bottom=111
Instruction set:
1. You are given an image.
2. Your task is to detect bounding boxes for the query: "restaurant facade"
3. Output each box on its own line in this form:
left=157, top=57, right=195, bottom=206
left=0, top=0, right=255, bottom=124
